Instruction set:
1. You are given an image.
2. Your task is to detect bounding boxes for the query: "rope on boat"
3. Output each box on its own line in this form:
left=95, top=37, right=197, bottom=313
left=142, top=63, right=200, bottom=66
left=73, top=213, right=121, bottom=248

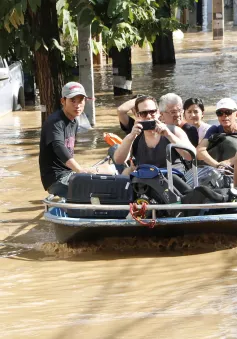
left=129, top=202, right=156, bottom=228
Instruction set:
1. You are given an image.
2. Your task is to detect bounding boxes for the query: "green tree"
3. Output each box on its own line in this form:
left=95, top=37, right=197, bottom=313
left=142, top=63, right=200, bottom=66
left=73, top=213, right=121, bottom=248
left=151, top=0, right=194, bottom=65
left=0, top=0, right=64, bottom=122
left=67, top=0, right=188, bottom=92
left=69, top=0, right=161, bottom=95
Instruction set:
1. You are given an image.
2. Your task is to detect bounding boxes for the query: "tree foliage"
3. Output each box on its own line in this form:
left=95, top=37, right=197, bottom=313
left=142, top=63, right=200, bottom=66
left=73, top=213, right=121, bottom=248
left=0, top=0, right=194, bottom=69
left=0, top=1, right=40, bottom=71
left=71, top=0, right=161, bottom=51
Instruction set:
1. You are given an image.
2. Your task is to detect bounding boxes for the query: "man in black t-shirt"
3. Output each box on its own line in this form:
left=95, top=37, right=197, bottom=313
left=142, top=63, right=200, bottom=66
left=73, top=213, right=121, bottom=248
left=114, top=96, right=194, bottom=176
left=39, top=82, right=101, bottom=198
left=117, top=94, right=199, bottom=147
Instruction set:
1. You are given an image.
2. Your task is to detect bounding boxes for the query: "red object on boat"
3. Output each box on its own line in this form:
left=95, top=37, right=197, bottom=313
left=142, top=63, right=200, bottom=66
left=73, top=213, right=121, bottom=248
left=103, top=132, right=123, bottom=146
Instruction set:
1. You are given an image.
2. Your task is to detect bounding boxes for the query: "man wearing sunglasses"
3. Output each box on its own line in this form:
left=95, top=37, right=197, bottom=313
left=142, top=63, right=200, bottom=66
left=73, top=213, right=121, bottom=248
left=117, top=93, right=199, bottom=147
left=197, top=98, right=237, bottom=169
left=114, top=96, right=194, bottom=171
left=117, top=95, right=159, bottom=163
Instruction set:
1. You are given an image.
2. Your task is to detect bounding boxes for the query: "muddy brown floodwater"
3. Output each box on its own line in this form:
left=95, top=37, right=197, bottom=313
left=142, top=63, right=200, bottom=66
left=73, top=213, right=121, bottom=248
left=1, top=30, right=237, bottom=339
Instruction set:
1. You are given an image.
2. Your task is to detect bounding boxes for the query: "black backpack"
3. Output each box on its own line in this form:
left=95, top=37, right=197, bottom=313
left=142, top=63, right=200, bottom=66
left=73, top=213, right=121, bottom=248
left=130, top=164, right=237, bottom=218
left=180, top=186, right=237, bottom=216
left=207, top=133, right=237, bottom=162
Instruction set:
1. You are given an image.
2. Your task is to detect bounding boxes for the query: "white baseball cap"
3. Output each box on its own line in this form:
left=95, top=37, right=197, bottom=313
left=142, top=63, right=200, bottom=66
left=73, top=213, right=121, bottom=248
left=216, top=98, right=237, bottom=111
left=62, top=81, right=87, bottom=98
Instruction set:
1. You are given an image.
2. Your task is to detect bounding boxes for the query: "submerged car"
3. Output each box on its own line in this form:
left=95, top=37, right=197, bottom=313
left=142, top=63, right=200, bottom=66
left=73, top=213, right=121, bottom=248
left=0, top=56, right=25, bottom=117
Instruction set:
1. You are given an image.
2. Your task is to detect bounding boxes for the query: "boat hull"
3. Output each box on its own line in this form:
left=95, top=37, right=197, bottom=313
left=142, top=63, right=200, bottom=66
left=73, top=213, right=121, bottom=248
left=45, top=209, right=237, bottom=243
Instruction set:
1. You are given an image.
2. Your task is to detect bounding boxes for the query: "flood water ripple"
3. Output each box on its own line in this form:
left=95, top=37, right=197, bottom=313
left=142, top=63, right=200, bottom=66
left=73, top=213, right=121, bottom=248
left=0, top=30, right=237, bottom=338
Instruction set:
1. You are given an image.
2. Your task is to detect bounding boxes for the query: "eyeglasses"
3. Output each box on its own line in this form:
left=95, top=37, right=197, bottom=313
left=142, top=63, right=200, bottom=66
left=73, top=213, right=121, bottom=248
left=164, top=109, right=183, bottom=116
left=137, top=109, right=157, bottom=118
left=216, top=109, right=234, bottom=117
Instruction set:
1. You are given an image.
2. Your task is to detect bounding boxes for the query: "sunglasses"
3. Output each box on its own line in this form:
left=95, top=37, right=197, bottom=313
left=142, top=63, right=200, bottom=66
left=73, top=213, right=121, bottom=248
left=216, top=109, right=234, bottom=117
left=137, top=109, right=157, bottom=118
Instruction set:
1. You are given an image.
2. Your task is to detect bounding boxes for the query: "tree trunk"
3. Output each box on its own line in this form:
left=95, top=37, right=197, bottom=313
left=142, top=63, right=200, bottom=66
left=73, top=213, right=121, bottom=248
left=152, top=0, right=176, bottom=65
left=111, top=47, right=132, bottom=96
left=197, top=0, right=203, bottom=26
left=27, top=0, right=64, bottom=124
left=152, top=31, right=176, bottom=65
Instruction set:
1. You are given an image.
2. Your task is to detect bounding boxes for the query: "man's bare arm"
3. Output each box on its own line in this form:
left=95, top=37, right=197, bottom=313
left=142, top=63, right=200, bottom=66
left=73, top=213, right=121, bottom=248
left=117, top=98, right=136, bottom=127
left=66, top=158, right=97, bottom=174
left=197, top=138, right=237, bottom=167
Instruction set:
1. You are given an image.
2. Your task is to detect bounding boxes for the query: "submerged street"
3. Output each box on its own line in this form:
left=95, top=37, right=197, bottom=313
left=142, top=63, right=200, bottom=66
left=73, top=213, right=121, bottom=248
left=1, top=30, right=237, bottom=338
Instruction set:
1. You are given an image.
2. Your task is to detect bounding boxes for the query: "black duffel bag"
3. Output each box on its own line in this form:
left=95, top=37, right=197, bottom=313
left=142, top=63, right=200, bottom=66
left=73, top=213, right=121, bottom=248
left=207, top=133, right=237, bottom=162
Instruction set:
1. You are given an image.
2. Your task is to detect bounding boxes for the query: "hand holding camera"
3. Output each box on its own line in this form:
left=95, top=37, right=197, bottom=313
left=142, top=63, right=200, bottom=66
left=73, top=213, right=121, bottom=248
left=154, top=120, right=169, bottom=136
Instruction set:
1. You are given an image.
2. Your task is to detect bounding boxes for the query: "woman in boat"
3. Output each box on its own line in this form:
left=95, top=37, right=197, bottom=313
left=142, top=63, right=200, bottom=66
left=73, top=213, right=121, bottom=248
left=183, top=97, right=211, bottom=142
left=113, top=95, right=194, bottom=172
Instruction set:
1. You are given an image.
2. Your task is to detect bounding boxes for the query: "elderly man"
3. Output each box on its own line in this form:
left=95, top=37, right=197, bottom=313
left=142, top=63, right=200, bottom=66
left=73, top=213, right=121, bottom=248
left=159, top=93, right=199, bottom=147
left=197, top=98, right=237, bottom=169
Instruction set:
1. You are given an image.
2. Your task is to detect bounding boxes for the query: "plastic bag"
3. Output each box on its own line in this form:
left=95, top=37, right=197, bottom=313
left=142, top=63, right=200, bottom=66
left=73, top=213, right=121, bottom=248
left=77, top=112, right=92, bottom=134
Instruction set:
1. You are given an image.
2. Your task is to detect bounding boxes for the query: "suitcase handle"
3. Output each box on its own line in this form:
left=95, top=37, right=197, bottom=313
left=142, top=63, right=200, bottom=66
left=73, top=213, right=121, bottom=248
left=92, top=174, right=115, bottom=180
left=166, top=143, right=198, bottom=192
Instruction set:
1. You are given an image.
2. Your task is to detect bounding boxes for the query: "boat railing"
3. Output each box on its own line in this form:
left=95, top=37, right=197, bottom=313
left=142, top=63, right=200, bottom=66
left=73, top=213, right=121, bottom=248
left=43, top=195, right=237, bottom=212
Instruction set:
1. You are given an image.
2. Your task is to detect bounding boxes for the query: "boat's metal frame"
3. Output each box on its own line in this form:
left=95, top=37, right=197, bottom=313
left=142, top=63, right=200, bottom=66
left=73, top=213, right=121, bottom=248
left=44, top=197, right=237, bottom=226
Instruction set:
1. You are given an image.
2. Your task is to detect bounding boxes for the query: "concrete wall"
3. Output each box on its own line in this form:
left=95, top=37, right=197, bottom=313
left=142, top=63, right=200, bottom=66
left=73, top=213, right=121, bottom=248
left=188, top=0, right=235, bottom=30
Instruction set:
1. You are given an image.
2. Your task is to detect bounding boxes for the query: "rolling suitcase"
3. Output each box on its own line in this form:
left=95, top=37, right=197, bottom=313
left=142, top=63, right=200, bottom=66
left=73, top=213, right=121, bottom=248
left=66, top=173, right=133, bottom=218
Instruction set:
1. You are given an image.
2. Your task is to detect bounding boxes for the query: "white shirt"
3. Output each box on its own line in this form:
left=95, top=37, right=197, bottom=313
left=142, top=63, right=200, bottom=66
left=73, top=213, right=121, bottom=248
left=198, top=122, right=211, bottom=142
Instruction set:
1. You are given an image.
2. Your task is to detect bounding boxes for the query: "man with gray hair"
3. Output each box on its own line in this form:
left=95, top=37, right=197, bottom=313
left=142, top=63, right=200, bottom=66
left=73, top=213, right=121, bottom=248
left=159, top=93, right=199, bottom=147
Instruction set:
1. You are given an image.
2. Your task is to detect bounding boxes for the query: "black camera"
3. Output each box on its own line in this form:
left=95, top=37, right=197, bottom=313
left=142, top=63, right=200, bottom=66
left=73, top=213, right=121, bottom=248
left=140, top=120, right=156, bottom=130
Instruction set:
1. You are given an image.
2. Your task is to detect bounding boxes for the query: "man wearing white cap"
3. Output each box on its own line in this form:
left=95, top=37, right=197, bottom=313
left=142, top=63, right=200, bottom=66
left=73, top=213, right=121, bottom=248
left=197, top=98, right=237, bottom=169
left=39, top=81, right=110, bottom=198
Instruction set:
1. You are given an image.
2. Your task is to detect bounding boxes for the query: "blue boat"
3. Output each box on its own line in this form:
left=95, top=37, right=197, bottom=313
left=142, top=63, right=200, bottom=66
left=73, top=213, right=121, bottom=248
left=43, top=143, right=237, bottom=243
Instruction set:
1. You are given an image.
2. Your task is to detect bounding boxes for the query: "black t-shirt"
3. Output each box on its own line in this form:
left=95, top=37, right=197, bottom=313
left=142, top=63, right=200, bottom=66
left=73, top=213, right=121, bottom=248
left=39, top=109, right=78, bottom=190
left=181, top=123, right=199, bottom=147
left=135, top=125, right=180, bottom=167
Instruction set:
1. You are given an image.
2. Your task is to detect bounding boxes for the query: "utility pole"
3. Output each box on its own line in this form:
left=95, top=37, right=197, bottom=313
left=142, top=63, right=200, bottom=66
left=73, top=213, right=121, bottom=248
left=78, top=24, right=96, bottom=126
left=234, top=0, right=237, bottom=25
left=213, top=0, right=224, bottom=40
left=202, top=0, right=208, bottom=31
